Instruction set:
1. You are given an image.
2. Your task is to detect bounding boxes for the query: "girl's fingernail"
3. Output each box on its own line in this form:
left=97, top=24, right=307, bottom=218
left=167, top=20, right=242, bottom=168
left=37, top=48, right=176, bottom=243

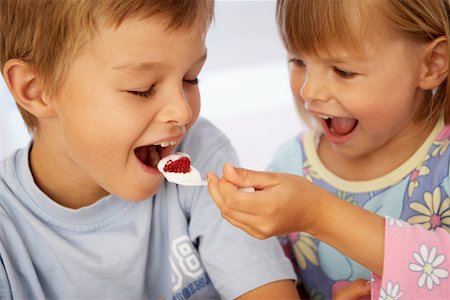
left=228, top=163, right=238, bottom=173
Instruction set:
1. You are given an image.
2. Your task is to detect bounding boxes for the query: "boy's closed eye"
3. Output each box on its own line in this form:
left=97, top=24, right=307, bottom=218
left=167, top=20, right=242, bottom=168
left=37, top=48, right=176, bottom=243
left=183, top=78, right=199, bottom=85
left=128, top=85, right=156, bottom=98
left=127, top=78, right=200, bottom=98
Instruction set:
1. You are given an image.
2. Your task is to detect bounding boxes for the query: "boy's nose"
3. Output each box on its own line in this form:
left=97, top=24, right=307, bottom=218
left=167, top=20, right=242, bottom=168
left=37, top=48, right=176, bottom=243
left=161, top=91, right=193, bottom=126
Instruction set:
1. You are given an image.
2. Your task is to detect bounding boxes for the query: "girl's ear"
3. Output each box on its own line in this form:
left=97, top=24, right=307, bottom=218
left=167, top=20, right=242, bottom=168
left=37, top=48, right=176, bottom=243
left=418, top=36, right=448, bottom=90
left=2, top=59, right=56, bottom=119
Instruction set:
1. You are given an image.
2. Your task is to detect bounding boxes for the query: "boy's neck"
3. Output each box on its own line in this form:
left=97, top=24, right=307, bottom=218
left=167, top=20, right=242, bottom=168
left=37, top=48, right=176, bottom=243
left=29, top=136, right=109, bottom=209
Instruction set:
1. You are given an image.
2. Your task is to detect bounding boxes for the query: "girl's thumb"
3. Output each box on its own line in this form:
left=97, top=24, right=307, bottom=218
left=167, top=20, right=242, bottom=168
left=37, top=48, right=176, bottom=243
left=223, top=163, right=269, bottom=189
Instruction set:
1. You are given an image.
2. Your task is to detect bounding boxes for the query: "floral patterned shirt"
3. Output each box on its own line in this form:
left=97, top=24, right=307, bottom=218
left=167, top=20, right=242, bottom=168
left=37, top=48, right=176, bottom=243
left=269, top=118, right=450, bottom=299
left=371, top=217, right=449, bottom=299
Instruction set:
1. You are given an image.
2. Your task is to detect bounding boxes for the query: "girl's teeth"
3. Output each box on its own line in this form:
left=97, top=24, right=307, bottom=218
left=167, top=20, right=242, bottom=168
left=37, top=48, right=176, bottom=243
left=318, top=114, right=332, bottom=119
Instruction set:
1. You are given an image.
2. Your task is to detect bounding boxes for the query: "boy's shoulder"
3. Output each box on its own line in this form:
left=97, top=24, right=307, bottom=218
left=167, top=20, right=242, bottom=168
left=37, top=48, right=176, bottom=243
left=179, top=117, right=234, bottom=160
left=182, top=117, right=230, bottom=148
left=176, top=117, right=239, bottom=179
left=0, top=147, right=24, bottom=187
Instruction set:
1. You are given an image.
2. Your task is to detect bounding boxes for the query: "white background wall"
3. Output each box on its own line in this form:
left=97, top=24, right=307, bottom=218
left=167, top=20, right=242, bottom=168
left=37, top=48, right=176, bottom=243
left=0, top=0, right=303, bottom=170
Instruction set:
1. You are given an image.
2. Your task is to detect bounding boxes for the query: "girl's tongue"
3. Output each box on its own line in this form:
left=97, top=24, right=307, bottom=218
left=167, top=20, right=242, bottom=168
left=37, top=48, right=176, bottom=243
left=328, top=117, right=358, bottom=136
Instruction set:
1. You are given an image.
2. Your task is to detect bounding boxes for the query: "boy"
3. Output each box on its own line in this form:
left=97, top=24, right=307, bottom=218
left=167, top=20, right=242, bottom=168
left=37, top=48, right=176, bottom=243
left=0, top=0, right=297, bottom=299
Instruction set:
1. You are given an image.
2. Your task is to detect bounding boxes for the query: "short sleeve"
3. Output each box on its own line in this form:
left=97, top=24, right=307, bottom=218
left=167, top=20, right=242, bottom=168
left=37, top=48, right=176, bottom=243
left=267, top=137, right=304, bottom=175
left=371, top=217, right=450, bottom=299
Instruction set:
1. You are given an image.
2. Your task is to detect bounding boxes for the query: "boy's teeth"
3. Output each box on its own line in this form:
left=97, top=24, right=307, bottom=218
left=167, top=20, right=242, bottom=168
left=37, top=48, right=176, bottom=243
left=156, top=141, right=177, bottom=147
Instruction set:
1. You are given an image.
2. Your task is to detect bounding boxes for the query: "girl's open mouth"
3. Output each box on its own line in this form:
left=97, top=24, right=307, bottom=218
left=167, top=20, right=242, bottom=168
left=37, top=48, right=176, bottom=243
left=324, top=116, right=358, bottom=136
left=319, top=115, right=358, bottom=144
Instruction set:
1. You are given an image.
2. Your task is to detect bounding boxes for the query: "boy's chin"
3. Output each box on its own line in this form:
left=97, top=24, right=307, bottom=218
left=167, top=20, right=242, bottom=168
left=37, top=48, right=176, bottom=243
left=122, top=193, right=157, bottom=202
left=118, top=186, right=161, bottom=202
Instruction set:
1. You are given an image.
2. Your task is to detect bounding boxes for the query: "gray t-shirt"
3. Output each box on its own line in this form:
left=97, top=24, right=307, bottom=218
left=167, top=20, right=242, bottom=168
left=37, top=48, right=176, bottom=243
left=0, top=118, right=295, bottom=300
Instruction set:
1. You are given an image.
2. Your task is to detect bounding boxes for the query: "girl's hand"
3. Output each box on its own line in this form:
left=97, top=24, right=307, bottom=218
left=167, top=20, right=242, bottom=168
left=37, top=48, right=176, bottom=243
left=332, top=279, right=371, bottom=300
left=207, top=163, right=328, bottom=239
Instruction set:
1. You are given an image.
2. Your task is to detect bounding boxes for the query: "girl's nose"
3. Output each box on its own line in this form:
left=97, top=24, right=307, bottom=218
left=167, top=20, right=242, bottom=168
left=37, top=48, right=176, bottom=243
left=300, top=70, right=330, bottom=104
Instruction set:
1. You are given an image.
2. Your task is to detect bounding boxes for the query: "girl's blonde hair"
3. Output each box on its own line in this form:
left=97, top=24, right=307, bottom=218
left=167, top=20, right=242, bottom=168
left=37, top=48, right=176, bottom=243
left=276, top=0, right=450, bottom=126
left=0, top=0, right=214, bottom=132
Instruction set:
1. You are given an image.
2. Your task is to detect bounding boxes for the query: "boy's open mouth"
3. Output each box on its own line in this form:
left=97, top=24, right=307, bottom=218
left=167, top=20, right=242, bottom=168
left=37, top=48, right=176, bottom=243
left=134, top=144, right=174, bottom=169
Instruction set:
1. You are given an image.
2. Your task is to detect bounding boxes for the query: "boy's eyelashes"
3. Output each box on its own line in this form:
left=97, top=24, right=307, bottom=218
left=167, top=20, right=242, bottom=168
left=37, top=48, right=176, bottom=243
left=128, top=85, right=155, bottom=98
left=183, top=78, right=199, bottom=85
left=127, top=78, right=199, bottom=98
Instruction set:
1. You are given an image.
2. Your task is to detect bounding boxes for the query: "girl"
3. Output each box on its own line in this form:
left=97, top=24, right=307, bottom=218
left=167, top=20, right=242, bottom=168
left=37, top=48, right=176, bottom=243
left=208, top=0, right=450, bottom=299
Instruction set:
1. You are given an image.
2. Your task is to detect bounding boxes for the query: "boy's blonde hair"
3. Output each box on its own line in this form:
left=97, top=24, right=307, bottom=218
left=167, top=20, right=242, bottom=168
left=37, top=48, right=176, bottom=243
left=276, top=0, right=450, bottom=126
left=0, top=0, right=214, bottom=133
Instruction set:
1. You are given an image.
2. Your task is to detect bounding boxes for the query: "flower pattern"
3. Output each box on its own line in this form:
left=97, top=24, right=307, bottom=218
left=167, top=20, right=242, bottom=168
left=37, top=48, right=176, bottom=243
left=432, top=139, right=450, bottom=157
left=387, top=217, right=405, bottom=228
left=407, top=186, right=450, bottom=232
left=289, top=232, right=319, bottom=269
left=336, top=190, right=356, bottom=205
left=409, top=244, right=449, bottom=290
left=303, top=160, right=320, bottom=182
left=407, top=156, right=430, bottom=197
left=378, top=281, right=404, bottom=300
left=308, top=287, right=324, bottom=300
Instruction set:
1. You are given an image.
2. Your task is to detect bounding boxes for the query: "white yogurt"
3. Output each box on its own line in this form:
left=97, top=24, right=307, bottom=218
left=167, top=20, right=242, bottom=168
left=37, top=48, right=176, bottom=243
left=157, top=152, right=206, bottom=186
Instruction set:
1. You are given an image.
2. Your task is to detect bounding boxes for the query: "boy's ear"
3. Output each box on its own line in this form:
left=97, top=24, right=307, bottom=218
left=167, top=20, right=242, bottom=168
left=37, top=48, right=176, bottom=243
left=2, top=59, right=56, bottom=118
left=419, top=36, right=448, bottom=90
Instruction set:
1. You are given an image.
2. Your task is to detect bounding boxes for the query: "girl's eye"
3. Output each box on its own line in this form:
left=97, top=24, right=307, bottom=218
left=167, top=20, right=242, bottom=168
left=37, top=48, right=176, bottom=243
left=289, top=58, right=305, bottom=68
left=128, top=85, right=155, bottom=98
left=334, top=67, right=357, bottom=79
left=183, top=78, right=199, bottom=85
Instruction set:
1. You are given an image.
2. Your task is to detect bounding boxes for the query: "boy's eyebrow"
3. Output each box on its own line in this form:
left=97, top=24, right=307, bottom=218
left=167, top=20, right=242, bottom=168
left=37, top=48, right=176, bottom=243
left=112, top=61, right=162, bottom=72
left=112, top=52, right=208, bottom=72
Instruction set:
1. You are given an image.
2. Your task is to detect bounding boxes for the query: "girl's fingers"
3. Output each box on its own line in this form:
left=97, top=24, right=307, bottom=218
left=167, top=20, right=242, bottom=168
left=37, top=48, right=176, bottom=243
left=220, top=212, right=265, bottom=239
left=207, top=172, right=226, bottom=210
left=333, top=279, right=371, bottom=300
left=223, top=163, right=279, bottom=190
left=212, top=173, right=261, bottom=214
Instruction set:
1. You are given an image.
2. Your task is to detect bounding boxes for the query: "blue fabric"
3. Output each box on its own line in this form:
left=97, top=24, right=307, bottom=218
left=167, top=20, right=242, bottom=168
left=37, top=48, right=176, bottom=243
left=0, top=118, right=295, bottom=300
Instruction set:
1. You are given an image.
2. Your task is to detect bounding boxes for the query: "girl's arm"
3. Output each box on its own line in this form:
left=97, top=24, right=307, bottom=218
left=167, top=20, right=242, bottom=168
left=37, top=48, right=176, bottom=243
left=207, top=163, right=384, bottom=275
left=208, top=164, right=450, bottom=298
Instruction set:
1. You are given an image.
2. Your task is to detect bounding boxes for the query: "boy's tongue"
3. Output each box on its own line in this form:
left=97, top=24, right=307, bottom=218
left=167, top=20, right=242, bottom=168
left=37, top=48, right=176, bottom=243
left=329, top=117, right=357, bottom=135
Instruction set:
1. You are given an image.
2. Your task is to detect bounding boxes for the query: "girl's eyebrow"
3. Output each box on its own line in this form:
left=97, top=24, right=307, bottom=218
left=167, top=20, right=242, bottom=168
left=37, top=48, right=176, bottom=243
left=112, top=51, right=208, bottom=73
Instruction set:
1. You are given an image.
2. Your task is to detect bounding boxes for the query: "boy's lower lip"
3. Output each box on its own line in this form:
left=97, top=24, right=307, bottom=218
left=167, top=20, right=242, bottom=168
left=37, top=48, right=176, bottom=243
left=134, top=144, right=177, bottom=175
left=319, top=118, right=357, bottom=144
left=136, top=156, right=160, bottom=175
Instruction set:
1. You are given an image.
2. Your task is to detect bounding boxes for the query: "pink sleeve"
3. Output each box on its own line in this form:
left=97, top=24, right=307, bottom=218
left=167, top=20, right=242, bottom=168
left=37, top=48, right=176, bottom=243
left=371, top=217, right=450, bottom=299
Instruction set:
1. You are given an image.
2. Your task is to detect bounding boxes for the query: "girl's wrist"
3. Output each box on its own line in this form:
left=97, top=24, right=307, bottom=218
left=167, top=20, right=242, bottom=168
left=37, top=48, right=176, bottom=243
left=302, top=184, right=334, bottom=237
